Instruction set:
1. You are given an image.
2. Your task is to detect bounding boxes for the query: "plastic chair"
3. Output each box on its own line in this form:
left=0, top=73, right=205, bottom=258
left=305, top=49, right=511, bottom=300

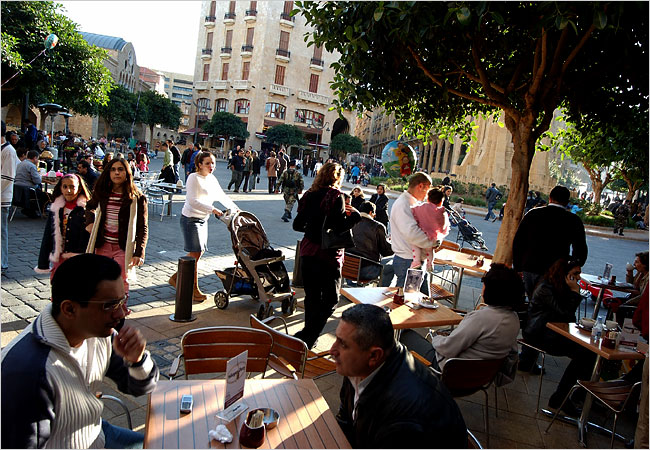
left=96, top=392, right=132, bottom=430
left=144, top=186, right=171, bottom=221
left=249, top=314, right=336, bottom=379
left=545, top=380, right=642, bottom=448
left=10, top=185, right=41, bottom=221
left=342, top=253, right=383, bottom=286
left=168, top=326, right=286, bottom=379
left=429, top=357, right=505, bottom=448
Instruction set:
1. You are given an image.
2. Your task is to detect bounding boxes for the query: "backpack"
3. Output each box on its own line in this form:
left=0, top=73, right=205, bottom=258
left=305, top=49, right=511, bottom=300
left=283, top=170, right=297, bottom=189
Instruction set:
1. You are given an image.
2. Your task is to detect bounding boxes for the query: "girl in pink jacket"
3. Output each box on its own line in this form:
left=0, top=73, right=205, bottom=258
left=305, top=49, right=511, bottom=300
left=411, top=186, right=450, bottom=271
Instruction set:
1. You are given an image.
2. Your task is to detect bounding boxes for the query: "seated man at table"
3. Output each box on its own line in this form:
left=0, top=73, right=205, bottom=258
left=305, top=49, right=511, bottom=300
left=1, top=254, right=159, bottom=448
left=77, top=159, right=99, bottom=190
left=349, top=201, right=393, bottom=281
left=399, top=264, right=523, bottom=374
left=331, top=304, right=467, bottom=448
left=14, top=149, right=50, bottom=218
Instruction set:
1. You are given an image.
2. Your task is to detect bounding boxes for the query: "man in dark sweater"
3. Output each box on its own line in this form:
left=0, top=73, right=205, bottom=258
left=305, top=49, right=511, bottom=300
left=332, top=304, right=467, bottom=448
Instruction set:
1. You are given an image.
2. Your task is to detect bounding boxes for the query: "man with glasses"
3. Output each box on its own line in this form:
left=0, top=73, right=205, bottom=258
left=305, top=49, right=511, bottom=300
left=1, top=254, right=159, bottom=448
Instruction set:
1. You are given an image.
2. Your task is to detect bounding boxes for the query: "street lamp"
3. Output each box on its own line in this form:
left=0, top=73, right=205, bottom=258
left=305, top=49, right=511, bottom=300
left=192, top=100, right=212, bottom=144
left=308, top=120, right=330, bottom=160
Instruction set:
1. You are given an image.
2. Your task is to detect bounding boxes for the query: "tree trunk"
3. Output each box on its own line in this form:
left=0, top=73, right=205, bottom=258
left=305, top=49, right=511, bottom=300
left=493, top=122, right=535, bottom=265
left=584, top=165, right=611, bottom=213
left=620, top=170, right=639, bottom=202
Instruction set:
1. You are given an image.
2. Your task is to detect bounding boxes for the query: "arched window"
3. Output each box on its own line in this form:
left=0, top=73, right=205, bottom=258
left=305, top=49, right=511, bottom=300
left=215, top=98, right=229, bottom=112
left=234, top=99, right=250, bottom=115
left=294, top=109, right=324, bottom=127
left=265, top=103, right=286, bottom=119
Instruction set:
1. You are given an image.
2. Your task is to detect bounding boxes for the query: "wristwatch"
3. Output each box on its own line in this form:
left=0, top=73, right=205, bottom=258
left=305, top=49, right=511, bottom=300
left=124, top=350, right=150, bottom=368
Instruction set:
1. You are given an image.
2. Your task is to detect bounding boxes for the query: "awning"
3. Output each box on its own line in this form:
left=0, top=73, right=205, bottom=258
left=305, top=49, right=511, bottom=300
left=255, top=132, right=267, bottom=139
left=180, top=127, right=208, bottom=137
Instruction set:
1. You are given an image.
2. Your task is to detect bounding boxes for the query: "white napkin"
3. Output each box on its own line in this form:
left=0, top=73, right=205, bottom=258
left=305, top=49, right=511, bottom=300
left=209, top=424, right=233, bottom=443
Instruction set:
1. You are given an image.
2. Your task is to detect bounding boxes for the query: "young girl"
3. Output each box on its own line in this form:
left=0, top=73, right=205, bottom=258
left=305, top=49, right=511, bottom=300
left=35, top=174, right=91, bottom=277
left=411, top=186, right=450, bottom=271
left=85, top=158, right=148, bottom=292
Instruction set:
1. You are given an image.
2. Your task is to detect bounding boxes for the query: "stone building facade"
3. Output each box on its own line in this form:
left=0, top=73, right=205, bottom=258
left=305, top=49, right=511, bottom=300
left=191, top=0, right=355, bottom=158
left=354, top=109, right=557, bottom=193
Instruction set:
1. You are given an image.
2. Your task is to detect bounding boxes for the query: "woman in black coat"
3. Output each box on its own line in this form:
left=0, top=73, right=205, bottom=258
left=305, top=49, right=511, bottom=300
left=36, top=174, right=91, bottom=277
left=369, top=184, right=389, bottom=229
left=293, top=162, right=361, bottom=348
left=523, top=258, right=596, bottom=415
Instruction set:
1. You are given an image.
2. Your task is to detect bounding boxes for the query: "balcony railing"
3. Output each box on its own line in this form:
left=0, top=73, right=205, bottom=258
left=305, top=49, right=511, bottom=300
left=202, top=48, right=213, bottom=55
left=205, top=15, right=216, bottom=22
left=276, top=48, right=290, bottom=58
left=241, top=45, right=254, bottom=52
left=280, top=12, right=294, bottom=21
left=310, top=58, right=324, bottom=67
left=224, top=12, right=236, bottom=19
left=245, top=9, right=257, bottom=16
left=269, top=83, right=291, bottom=96
left=221, top=47, right=233, bottom=54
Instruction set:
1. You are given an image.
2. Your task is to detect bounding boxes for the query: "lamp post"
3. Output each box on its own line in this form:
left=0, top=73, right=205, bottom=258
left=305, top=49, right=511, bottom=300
left=308, top=120, right=330, bottom=161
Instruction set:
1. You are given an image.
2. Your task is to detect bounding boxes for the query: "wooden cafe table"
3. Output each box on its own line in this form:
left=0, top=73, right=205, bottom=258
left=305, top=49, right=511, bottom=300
left=580, top=273, right=637, bottom=319
left=546, top=322, right=645, bottom=446
left=340, top=287, right=463, bottom=338
left=144, top=379, right=350, bottom=449
left=433, top=248, right=492, bottom=308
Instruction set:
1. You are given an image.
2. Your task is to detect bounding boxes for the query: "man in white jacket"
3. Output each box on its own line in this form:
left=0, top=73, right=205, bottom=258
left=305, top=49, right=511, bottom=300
left=1, top=122, right=19, bottom=273
left=380, top=172, right=437, bottom=289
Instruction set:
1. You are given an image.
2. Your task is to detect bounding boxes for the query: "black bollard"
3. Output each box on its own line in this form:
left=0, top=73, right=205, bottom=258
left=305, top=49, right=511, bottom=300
left=292, top=239, right=303, bottom=288
left=170, top=256, right=197, bottom=322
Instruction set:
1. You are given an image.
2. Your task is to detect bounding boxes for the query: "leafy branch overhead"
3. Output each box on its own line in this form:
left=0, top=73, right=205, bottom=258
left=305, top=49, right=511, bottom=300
left=1, top=1, right=114, bottom=115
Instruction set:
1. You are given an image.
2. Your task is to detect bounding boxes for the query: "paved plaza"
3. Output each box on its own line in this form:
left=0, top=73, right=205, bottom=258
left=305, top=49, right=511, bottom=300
left=1, top=157, right=647, bottom=448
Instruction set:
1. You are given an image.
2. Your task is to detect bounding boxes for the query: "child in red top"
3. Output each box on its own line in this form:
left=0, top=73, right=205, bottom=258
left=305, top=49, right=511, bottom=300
left=411, top=186, right=450, bottom=271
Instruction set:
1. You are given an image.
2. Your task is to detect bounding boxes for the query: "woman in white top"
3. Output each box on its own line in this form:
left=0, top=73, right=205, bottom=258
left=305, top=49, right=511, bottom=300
left=170, top=151, right=237, bottom=301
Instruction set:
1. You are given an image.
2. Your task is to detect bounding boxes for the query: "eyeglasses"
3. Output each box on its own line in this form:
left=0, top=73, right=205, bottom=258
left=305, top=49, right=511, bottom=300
left=86, top=294, right=128, bottom=311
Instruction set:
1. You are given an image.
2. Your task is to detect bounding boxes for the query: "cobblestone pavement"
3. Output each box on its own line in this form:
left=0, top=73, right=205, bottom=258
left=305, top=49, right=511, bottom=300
left=1, top=156, right=644, bottom=448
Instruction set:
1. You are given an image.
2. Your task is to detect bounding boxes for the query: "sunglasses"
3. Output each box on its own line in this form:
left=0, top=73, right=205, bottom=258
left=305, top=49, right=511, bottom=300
left=86, top=294, right=129, bottom=311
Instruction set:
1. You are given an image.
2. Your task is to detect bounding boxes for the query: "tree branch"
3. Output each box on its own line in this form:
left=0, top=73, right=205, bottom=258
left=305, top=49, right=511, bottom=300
left=505, top=59, right=526, bottom=97
left=529, top=29, right=548, bottom=97
left=561, top=23, right=596, bottom=76
left=547, top=26, right=570, bottom=78
left=449, top=60, right=505, bottom=94
left=407, top=46, right=504, bottom=109
left=470, top=37, right=506, bottom=102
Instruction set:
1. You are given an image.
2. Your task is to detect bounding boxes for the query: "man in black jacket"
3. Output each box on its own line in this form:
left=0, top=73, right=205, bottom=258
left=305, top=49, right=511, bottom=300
left=513, top=185, right=588, bottom=372
left=349, top=201, right=393, bottom=280
left=332, top=304, right=467, bottom=449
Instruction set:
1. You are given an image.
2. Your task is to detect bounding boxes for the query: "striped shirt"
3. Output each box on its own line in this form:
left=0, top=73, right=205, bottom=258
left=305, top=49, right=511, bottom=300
left=104, top=192, right=122, bottom=243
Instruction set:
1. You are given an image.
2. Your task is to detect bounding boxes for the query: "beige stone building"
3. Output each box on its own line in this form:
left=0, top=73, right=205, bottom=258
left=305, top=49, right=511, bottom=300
left=159, top=71, right=194, bottom=130
left=191, top=0, right=355, bottom=158
left=354, top=109, right=557, bottom=193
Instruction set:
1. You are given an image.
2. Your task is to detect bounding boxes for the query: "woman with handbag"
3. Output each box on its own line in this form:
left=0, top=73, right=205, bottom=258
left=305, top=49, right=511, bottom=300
left=293, top=162, right=361, bottom=348
left=85, top=158, right=148, bottom=293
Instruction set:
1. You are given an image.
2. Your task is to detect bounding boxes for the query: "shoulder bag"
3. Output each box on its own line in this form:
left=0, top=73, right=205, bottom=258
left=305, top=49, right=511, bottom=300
left=321, top=213, right=354, bottom=249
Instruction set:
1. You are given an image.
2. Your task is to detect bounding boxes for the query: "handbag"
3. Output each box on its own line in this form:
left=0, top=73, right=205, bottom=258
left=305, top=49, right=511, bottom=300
left=321, top=214, right=355, bottom=250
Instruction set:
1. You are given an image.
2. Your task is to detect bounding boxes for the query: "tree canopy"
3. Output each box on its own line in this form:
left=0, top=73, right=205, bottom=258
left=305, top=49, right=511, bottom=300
left=298, top=1, right=648, bottom=263
left=98, top=85, right=142, bottom=127
left=329, top=133, right=363, bottom=156
left=202, top=112, right=249, bottom=140
left=140, top=90, right=182, bottom=140
left=1, top=1, right=114, bottom=115
left=265, top=124, right=307, bottom=147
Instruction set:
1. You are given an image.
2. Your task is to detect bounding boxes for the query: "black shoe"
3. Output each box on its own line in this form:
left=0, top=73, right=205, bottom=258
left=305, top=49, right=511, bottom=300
left=619, top=232, right=624, bottom=236
left=234, top=190, right=239, bottom=193
left=282, top=217, right=289, bottom=222
left=549, top=392, right=582, bottom=417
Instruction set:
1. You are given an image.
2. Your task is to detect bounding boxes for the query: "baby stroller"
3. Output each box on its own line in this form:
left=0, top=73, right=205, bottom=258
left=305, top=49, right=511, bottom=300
left=214, top=210, right=296, bottom=320
left=446, top=207, right=489, bottom=251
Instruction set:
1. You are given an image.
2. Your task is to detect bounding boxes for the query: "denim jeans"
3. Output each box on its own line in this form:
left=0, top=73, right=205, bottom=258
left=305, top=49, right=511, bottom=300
left=1, top=207, right=8, bottom=271
left=380, top=255, right=413, bottom=288
left=101, top=419, right=144, bottom=449
left=485, top=200, right=497, bottom=220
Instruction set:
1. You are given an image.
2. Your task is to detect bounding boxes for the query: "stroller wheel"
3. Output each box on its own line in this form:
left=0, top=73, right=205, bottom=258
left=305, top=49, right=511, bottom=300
left=282, top=297, right=297, bottom=315
left=257, top=304, right=267, bottom=320
left=214, top=290, right=229, bottom=309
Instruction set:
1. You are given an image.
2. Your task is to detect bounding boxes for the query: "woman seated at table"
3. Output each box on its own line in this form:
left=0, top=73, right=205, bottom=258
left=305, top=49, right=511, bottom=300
left=523, top=258, right=596, bottom=416
left=613, top=251, right=649, bottom=324
left=399, top=263, right=524, bottom=373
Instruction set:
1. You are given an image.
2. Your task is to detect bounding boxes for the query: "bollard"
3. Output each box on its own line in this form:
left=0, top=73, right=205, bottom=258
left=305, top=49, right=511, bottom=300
left=292, top=240, right=303, bottom=288
left=170, top=256, right=197, bottom=322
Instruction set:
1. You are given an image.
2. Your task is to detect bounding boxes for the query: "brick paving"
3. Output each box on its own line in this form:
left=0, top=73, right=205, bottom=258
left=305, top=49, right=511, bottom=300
left=1, top=156, right=645, bottom=448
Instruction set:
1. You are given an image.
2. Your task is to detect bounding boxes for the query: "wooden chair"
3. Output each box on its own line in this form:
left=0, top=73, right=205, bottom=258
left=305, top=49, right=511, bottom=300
left=342, top=252, right=383, bottom=286
left=168, top=326, right=280, bottom=379
left=429, top=357, right=505, bottom=448
left=545, top=380, right=642, bottom=448
left=249, top=314, right=337, bottom=380
left=439, top=240, right=461, bottom=251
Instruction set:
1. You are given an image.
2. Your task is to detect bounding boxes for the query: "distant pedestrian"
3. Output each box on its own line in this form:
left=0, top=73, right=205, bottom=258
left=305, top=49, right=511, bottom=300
left=278, top=160, right=304, bottom=222
left=265, top=151, right=279, bottom=193
left=484, top=182, right=502, bottom=221
left=369, top=184, right=389, bottom=229
left=249, top=150, right=261, bottom=192
left=614, top=200, right=630, bottom=236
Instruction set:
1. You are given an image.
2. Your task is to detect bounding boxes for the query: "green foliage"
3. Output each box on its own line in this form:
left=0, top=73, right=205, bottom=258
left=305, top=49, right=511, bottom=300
left=98, top=86, right=141, bottom=127
left=264, top=124, right=306, bottom=147
left=329, top=133, right=363, bottom=156
left=202, top=112, right=249, bottom=140
left=140, top=90, right=182, bottom=131
left=1, top=1, right=114, bottom=115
